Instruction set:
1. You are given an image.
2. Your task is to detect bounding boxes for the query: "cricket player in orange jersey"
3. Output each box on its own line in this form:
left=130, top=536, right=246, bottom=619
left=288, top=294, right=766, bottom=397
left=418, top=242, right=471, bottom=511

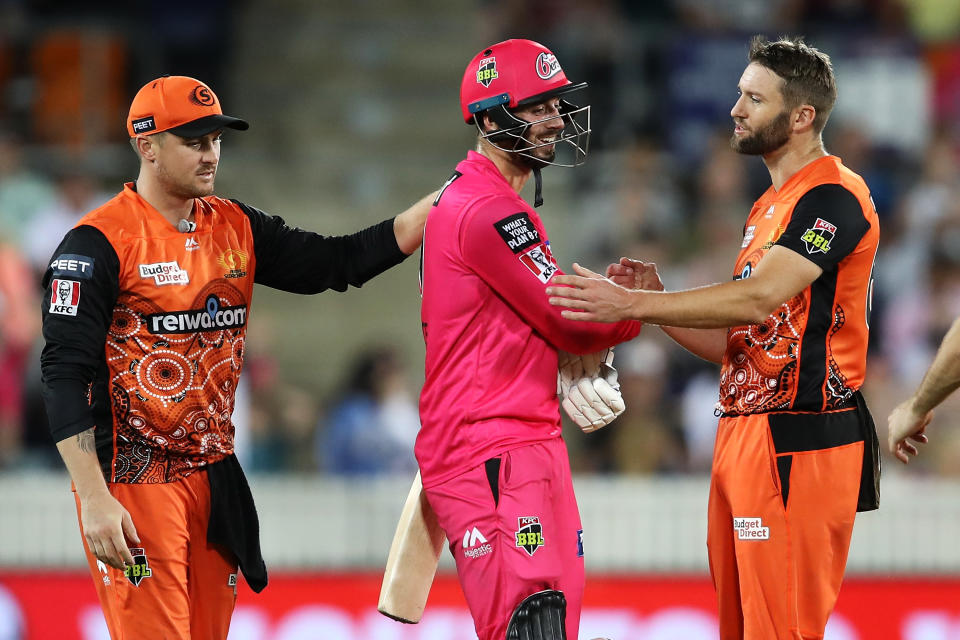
left=40, top=75, right=432, bottom=639
left=546, top=36, right=880, bottom=639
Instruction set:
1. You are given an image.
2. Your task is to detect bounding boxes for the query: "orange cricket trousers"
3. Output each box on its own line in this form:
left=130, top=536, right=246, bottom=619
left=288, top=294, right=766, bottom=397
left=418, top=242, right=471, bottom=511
left=707, top=409, right=863, bottom=640
left=74, top=469, right=239, bottom=640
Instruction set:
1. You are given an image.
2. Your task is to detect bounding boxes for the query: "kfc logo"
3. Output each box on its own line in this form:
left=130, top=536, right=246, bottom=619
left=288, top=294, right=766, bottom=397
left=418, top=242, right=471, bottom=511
left=49, top=279, right=80, bottom=316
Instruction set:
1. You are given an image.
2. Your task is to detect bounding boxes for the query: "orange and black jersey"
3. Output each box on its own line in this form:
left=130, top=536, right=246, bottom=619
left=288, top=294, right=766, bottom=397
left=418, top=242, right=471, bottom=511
left=718, top=156, right=879, bottom=415
left=41, top=183, right=405, bottom=483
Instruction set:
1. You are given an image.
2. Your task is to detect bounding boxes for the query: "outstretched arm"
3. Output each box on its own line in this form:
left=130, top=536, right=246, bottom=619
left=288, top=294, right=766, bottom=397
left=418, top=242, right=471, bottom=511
left=393, top=191, right=439, bottom=255
left=887, top=316, right=960, bottom=463
left=546, top=246, right=822, bottom=328
left=607, top=258, right=726, bottom=364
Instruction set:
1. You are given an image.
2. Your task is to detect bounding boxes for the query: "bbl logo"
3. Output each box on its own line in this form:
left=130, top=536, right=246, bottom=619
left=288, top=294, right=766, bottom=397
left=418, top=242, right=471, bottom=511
left=802, top=218, right=836, bottom=255
left=124, top=548, right=153, bottom=586
left=477, top=56, right=498, bottom=87
left=515, top=516, right=545, bottom=556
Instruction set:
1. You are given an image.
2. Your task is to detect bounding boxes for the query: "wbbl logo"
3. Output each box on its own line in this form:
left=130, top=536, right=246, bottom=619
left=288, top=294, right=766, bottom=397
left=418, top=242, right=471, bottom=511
left=515, top=516, right=545, bottom=556
left=124, top=548, right=153, bottom=586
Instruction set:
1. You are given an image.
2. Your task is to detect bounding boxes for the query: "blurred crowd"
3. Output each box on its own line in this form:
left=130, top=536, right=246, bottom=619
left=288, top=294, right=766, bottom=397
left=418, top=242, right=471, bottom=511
left=3, top=0, right=960, bottom=476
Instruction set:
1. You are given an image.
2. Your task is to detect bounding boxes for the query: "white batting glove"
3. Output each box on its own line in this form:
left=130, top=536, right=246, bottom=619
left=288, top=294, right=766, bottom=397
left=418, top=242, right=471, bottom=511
left=558, top=349, right=625, bottom=432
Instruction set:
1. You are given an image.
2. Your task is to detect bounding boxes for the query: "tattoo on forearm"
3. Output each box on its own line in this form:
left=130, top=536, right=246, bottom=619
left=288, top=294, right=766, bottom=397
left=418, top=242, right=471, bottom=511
left=76, top=428, right=96, bottom=454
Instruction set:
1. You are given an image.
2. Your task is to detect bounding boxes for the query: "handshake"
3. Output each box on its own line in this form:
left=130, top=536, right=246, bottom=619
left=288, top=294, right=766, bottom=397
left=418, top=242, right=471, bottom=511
left=557, top=348, right=625, bottom=432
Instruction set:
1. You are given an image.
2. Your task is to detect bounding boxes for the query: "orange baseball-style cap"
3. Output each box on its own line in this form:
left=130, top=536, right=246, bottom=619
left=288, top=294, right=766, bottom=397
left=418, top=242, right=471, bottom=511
left=126, top=75, right=249, bottom=138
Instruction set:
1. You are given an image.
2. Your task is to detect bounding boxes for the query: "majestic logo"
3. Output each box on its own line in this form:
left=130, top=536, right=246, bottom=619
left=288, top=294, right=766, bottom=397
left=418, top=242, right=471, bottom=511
left=515, top=516, right=545, bottom=556
left=185, top=237, right=200, bottom=251
left=733, top=517, right=770, bottom=540
left=764, top=204, right=776, bottom=218
left=50, top=254, right=94, bottom=279
left=535, top=52, right=562, bottom=80
left=146, top=294, right=247, bottom=334
left=463, top=527, right=492, bottom=559
left=519, top=243, right=557, bottom=283
left=124, top=548, right=153, bottom=586
left=191, top=85, right=216, bottom=106
left=96, top=559, right=111, bottom=586
left=494, top=212, right=541, bottom=253
left=49, top=279, right=80, bottom=316
left=477, top=56, right=498, bottom=88
left=131, top=116, right=156, bottom=134
left=217, top=249, right=248, bottom=279
left=802, top=218, right=836, bottom=255
left=139, top=261, right=189, bottom=286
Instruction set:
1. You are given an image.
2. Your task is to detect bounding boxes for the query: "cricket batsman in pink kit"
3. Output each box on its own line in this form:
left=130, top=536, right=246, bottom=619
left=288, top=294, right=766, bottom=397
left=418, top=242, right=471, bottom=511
left=417, top=39, right=642, bottom=640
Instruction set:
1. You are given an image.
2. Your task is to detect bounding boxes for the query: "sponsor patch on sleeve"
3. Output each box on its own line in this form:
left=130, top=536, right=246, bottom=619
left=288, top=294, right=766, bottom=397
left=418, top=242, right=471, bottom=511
left=801, top=217, right=836, bottom=254
left=494, top=212, right=541, bottom=253
left=49, top=254, right=95, bottom=279
left=518, top=243, right=558, bottom=283
left=49, top=279, right=81, bottom=316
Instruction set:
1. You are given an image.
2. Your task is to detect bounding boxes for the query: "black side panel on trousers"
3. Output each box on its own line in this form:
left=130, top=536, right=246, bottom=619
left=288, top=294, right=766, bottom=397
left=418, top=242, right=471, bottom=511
left=506, top=589, right=567, bottom=640
left=767, top=396, right=880, bottom=513
left=768, top=408, right=861, bottom=454
left=485, top=457, right=501, bottom=507
left=776, top=455, right=793, bottom=509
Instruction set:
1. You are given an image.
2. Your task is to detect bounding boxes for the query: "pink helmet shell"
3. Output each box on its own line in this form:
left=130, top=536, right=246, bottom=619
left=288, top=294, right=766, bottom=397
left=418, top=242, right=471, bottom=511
left=460, top=39, right=586, bottom=124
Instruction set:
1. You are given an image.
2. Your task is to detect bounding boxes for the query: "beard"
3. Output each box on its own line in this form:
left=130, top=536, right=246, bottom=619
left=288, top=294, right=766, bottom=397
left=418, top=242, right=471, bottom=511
left=156, top=161, right=216, bottom=199
left=731, top=109, right=791, bottom=156
left=512, top=130, right=558, bottom=170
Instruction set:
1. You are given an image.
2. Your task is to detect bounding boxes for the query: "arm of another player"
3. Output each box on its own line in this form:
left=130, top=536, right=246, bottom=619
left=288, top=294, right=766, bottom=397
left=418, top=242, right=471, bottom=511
left=241, top=190, right=437, bottom=294
left=461, top=203, right=640, bottom=354
left=607, top=258, right=727, bottom=364
left=393, top=190, right=440, bottom=255
left=546, top=246, right=822, bottom=329
left=886, top=316, right=960, bottom=463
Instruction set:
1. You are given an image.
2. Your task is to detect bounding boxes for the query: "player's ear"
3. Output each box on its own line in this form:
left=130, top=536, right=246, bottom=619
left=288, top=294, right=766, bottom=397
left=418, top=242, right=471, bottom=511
left=135, top=134, right=159, bottom=161
left=480, top=113, right=499, bottom=134
left=793, top=104, right=816, bottom=132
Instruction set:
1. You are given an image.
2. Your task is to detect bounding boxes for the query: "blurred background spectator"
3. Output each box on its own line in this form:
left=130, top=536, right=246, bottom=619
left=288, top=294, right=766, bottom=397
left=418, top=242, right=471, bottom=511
left=316, top=345, right=420, bottom=476
left=2, top=0, right=960, bottom=479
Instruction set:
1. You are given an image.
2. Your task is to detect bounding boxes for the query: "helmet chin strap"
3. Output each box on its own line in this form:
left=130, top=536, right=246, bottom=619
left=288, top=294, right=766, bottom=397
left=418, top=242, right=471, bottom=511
left=533, top=167, right=543, bottom=207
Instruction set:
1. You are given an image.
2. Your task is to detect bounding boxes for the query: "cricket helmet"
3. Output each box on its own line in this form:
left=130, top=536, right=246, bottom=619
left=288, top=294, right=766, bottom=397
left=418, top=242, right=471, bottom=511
left=460, top=39, right=590, bottom=168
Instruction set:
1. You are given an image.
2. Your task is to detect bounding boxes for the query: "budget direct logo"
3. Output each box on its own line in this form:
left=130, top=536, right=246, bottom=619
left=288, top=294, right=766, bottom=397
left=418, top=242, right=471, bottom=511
left=139, top=261, right=190, bottom=286
left=733, top=517, right=769, bottom=540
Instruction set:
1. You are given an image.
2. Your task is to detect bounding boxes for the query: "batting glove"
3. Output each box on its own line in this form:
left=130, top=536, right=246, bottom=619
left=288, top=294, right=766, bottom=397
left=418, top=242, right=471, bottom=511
left=558, top=349, right=625, bottom=432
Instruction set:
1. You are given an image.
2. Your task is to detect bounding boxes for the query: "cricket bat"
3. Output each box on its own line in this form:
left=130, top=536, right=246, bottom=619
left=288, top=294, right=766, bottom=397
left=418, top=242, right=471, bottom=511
left=377, top=471, right=446, bottom=623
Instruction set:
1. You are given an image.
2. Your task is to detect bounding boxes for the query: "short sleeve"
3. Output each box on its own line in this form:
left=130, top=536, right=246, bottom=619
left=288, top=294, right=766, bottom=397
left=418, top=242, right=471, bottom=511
left=775, top=184, right=870, bottom=270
